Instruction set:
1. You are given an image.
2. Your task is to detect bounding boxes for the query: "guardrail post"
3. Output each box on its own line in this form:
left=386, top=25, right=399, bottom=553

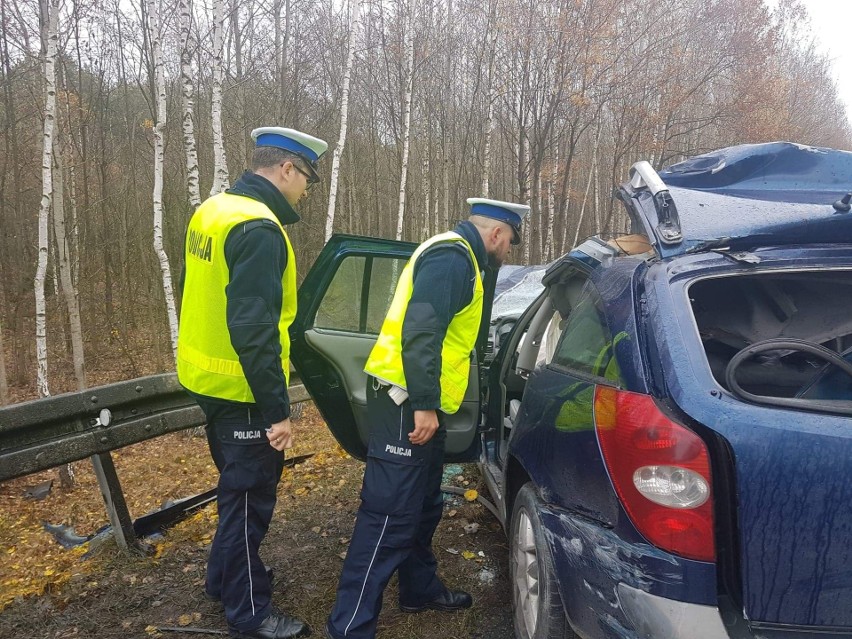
left=90, top=452, right=143, bottom=553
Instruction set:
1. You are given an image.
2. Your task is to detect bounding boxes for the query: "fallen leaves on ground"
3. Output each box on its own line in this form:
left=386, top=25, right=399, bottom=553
left=0, top=404, right=513, bottom=639
left=0, top=405, right=337, bottom=611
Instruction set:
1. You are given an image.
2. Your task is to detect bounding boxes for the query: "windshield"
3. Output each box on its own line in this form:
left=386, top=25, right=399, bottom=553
left=492, top=265, right=547, bottom=319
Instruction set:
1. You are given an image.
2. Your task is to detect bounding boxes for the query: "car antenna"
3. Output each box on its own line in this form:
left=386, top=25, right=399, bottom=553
left=832, top=192, right=852, bottom=213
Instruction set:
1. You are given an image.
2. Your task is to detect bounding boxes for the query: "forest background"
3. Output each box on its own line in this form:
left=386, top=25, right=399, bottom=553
left=1, top=0, right=851, bottom=409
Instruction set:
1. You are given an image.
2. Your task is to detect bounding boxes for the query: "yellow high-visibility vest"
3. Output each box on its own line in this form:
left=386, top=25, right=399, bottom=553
left=364, top=231, right=483, bottom=414
left=177, top=192, right=297, bottom=402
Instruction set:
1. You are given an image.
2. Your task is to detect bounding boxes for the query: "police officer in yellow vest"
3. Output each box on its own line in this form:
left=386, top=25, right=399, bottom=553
left=326, top=198, right=529, bottom=639
left=178, top=127, right=326, bottom=639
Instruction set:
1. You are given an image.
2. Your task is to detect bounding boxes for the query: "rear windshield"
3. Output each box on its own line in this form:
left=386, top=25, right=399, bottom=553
left=689, top=270, right=852, bottom=411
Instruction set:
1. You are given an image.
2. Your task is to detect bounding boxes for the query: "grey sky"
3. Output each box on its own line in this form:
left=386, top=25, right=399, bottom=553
left=798, top=0, right=852, bottom=123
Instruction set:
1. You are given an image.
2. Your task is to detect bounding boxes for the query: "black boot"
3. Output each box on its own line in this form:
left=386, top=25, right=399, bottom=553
left=399, top=588, right=473, bottom=613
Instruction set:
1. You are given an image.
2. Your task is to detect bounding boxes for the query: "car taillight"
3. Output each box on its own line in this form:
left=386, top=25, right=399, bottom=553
left=594, top=386, right=715, bottom=562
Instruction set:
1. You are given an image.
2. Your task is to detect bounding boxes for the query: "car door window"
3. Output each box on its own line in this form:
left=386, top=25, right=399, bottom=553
left=550, top=282, right=623, bottom=384
left=314, top=255, right=405, bottom=334
left=314, top=256, right=364, bottom=332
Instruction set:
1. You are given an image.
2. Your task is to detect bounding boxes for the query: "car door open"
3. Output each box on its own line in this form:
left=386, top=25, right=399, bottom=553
left=291, top=235, right=483, bottom=462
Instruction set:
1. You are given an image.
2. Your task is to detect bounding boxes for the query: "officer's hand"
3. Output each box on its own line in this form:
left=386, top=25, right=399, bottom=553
left=409, top=410, right=439, bottom=445
left=266, top=418, right=293, bottom=451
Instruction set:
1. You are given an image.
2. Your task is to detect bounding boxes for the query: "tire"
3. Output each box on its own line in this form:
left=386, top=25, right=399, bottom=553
left=510, top=482, right=576, bottom=639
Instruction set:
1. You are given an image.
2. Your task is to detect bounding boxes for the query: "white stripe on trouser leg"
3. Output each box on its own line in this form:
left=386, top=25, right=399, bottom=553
left=343, top=515, right=389, bottom=636
left=245, top=493, right=256, bottom=615
left=399, top=406, right=403, bottom=441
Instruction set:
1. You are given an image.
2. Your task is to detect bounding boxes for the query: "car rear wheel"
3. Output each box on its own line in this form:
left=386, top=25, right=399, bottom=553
left=510, top=482, right=576, bottom=639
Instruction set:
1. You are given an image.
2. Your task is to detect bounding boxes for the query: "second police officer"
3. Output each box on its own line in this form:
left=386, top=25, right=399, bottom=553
left=326, top=198, right=530, bottom=639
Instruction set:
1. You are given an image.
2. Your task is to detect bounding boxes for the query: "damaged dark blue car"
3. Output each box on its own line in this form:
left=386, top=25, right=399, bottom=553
left=482, top=142, right=852, bottom=639
left=292, top=142, right=852, bottom=639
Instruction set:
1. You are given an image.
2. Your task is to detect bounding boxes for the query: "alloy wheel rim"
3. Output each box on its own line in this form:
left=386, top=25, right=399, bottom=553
left=513, top=508, right=539, bottom=638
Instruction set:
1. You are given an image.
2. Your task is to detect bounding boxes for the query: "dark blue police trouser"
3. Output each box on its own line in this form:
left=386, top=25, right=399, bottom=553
left=205, top=415, right=285, bottom=632
left=327, top=385, right=447, bottom=639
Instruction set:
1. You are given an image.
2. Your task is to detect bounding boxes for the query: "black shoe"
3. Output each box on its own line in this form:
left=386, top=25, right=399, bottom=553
left=399, top=588, right=473, bottom=613
left=229, top=612, right=310, bottom=639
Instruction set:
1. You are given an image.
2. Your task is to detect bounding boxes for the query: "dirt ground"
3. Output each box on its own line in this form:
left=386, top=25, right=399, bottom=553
left=0, top=405, right=515, bottom=639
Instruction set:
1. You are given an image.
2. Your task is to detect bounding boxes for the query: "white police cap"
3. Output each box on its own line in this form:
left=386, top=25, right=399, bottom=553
left=466, top=197, right=530, bottom=245
left=251, top=127, right=329, bottom=181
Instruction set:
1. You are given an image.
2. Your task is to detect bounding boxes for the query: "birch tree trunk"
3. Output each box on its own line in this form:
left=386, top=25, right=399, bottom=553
left=210, top=0, right=230, bottom=195
left=180, top=0, right=201, bottom=209
left=346, top=140, right=358, bottom=234
left=49, top=225, right=59, bottom=296
left=544, top=142, right=558, bottom=261
left=421, top=155, right=430, bottom=239
left=395, top=0, right=415, bottom=241
left=535, top=167, right=543, bottom=263
left=593, top=142, right=601, bottom=233
left=35, top=0, right=59, bottom=399
left=325, top=0, right=362, bottom=242
left=481, top=95, right=494, bottom=197
left=148, top=0, right=179, bottom=359
left=481, top=0, right=498, bottom=197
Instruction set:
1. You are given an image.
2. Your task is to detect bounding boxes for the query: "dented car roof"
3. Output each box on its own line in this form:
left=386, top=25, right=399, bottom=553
left=620, top=142, right=852, bottom=258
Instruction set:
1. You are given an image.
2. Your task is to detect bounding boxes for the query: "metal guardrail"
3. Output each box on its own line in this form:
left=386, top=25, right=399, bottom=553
left=0, top=372, right=310, bottom=483
left=0, top=372, right=311, bottom=552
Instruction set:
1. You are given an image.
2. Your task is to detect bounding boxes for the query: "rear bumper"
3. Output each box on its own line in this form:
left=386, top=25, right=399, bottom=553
left=617, top=584, right=728, bottom=639
left=614, top=586, right=852, bottom=639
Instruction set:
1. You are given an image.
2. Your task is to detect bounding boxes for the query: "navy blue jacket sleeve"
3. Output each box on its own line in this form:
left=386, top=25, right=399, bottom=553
left=401, top=245, right=475, bottom=411
left=224, top=220, right=291, bottom=423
